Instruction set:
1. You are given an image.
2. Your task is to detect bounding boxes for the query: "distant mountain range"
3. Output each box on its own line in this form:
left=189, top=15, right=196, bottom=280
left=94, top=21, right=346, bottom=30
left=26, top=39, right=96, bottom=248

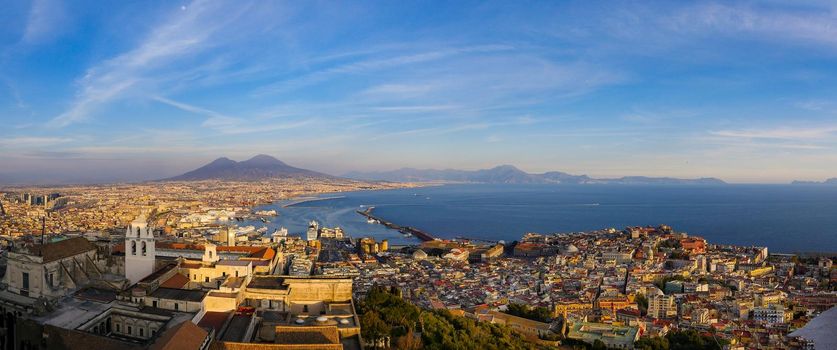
left=791, top=178, right=837, bottom=185
left=343, top=165, right=726, bottom=185
left=163, top=155, right=334, bottom=181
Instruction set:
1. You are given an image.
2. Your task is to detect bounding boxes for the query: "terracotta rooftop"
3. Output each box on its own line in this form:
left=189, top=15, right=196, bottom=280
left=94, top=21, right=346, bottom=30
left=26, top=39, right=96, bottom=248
left=274, top=326, right=340, bottom=345
left=198, top=311, right=232, bottom=336
left=150, top=320, right=209, bottom=350
left=157, top=242, right=276, bottom=260
left=43, top=324, right=144, bottom=350
left=160, top=273, right=190, bottom=289
left=211, top=342, right=342, bottom=350
left=25, top=237, right=96, bottom=263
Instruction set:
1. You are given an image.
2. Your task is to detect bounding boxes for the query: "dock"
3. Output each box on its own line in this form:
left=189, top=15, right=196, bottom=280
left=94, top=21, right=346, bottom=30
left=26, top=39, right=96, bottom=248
left=356, top=208, right=436, bottom=242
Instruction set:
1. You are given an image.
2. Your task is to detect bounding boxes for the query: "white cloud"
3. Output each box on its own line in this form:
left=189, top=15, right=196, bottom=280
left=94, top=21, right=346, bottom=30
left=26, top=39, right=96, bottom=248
left=21, top=0, right=67, bottom=44
left=0, top=137, right=73, bottom=148
left=49, top=1, right=251, bottom=127
left=710, top=125, right=837, bottom=140
left=155, top=95, right=312, bottom=135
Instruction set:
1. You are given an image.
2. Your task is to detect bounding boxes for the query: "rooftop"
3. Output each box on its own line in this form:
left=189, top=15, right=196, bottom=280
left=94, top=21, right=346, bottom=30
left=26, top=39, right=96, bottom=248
left=151, top=287, right=207, bottom=302
left=274, top=326, right=340, bottom=345
left=21, top=237, right=96, bottom=263
left=150, top=321, right=209, bottom=350
left=197, top=311, right=232, bottom=336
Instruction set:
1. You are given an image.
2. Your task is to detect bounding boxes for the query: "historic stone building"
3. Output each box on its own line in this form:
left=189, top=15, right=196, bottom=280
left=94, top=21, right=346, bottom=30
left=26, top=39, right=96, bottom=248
left=125, top=214, right=157, bottom=284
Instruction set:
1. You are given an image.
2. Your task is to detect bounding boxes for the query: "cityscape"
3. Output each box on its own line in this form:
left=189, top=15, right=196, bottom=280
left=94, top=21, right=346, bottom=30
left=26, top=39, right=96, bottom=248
left=2, top=1, right=837, bottom=350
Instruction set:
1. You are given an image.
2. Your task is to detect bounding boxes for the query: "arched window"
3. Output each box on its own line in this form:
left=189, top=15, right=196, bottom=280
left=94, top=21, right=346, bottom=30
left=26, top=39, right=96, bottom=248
left=136, top=227, right=141, bottom=237
left=141, top=241, right=147, bottom=256
left=209, top=251, right=213, bottom=258
left=131, top=241, right=136, bottom=255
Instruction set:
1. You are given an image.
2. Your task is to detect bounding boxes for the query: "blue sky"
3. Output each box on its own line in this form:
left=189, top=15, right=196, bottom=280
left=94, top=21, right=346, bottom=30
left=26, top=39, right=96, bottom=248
left=2, top=0, right=837, bottom=184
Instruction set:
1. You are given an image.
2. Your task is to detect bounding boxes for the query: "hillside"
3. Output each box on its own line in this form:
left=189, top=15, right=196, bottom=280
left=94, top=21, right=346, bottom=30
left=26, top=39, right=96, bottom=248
left=163, top=155, right=334, bottom=181
left=345, top=165, right=726, bottom=185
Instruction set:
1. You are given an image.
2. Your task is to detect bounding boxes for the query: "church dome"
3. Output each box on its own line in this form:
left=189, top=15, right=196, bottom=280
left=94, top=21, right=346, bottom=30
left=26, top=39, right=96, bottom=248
left=562, top=244, right=579, bottom=254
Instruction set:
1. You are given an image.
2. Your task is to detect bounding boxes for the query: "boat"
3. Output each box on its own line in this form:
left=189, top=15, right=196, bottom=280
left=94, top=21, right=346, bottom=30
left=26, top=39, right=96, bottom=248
left=367, top=218, right=377, bottom=224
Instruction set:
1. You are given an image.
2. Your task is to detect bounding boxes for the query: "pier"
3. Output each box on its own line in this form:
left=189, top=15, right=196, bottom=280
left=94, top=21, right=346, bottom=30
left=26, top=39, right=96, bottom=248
left=356, top=207, right=436, bottom=242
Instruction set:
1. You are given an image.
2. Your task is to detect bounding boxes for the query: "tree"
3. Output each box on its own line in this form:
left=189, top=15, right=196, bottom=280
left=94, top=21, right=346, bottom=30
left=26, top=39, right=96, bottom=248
left=361, top=311, right=390, bottom=348
left=358, top=286, right=540, bottom=350
left=506, top=303, right=553, bottom=323
left=635, top=293, right=648, bottom=316
left=634, top=330, right=727, bottom=350
left=635, top=336, right=670, bottom=350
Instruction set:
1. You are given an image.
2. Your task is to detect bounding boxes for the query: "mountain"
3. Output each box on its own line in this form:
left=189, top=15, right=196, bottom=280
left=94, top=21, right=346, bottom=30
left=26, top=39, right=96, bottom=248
left=164, top=155, right=334, bottom=181
left=792, top=178, right=837, bottom=185
left=343, top=165, right=726, bottom=185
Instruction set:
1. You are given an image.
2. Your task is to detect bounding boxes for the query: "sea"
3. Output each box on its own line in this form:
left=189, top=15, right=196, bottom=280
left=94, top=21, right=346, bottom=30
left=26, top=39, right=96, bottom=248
left=244, top=184, right=837, bottom=254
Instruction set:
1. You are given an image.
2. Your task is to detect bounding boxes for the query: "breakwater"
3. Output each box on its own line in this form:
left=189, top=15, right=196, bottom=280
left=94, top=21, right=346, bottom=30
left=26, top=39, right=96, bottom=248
left=356, top=207, right=436, bottom=242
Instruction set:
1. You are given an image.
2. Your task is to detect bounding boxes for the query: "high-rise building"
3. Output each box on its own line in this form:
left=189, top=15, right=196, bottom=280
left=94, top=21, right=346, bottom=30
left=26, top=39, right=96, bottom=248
left=306, top=220, right=319, bottom=241
left=648, top=294, right=677, bottom=319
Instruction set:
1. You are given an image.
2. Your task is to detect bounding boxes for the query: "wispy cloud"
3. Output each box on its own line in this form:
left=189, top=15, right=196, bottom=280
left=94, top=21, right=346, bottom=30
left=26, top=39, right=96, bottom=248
left=674, top=3, right=837, bottom=48
left=255, top=45, right=515, bottom=95
left=373, top=105, right=460, bottom=113
left=371, top=116, right=539, bottom=140
left=0, top=136, right=73, bottom=148
left=710, top=125, right=837, bottom=140
left=49, top=1, right=252, bottom=127
left=21, top=0, right=67, bottom=44
left=155, top=96, right=312, bottom=135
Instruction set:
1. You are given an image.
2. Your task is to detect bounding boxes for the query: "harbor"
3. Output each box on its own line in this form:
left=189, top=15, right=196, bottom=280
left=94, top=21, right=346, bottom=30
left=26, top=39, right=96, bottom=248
left=356, top=207, right=436, bottom=242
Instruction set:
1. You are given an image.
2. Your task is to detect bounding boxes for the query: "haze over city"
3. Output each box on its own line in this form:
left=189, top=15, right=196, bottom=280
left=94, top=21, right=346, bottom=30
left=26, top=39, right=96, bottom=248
left=3, top=1, right=837, bottom=184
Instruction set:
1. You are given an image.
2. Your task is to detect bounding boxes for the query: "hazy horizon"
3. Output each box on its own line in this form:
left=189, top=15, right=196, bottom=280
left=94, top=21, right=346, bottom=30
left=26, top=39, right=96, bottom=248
left=3, top=1, right=837, bottom=184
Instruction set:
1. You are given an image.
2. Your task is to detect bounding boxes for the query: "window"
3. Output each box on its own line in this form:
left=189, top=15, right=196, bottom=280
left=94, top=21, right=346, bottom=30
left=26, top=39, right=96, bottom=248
left=205, top=277, right=209, bottom=283
left=235, top=271, right=239, bottom=277
left=21, top=272, right=29, bottom=290
left=116, top=324, right=120, bottom=332
left=222, top=272, right=226, bottom=277
left=141, top=241, right=147, bottom=256
left=48, top=273, right=54, bottom=287
left=139, top=328, right=144, bottom=337
left=128, top=326, right=132, bottom=335
left=136, top=227, right=140, bottom=236
left=193, top=274, right=197, bottom=280
left=152, top=300, right=157, bottom=308
left=209, top=251, right=213, bottom=258
left=174, top=303, right=179, bottom=311
left=131, top=241, right=136, bottom=255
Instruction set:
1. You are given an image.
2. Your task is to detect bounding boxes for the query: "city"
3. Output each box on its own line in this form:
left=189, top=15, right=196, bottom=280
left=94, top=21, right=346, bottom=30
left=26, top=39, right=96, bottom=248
left=0, top=178, right=834, bottom=349
left=2, top=1, right=837, bottom=349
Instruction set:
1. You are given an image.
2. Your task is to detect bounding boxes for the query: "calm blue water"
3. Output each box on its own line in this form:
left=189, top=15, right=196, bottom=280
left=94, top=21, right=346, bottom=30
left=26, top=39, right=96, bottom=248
left=247, top=184, right=837, bottom=253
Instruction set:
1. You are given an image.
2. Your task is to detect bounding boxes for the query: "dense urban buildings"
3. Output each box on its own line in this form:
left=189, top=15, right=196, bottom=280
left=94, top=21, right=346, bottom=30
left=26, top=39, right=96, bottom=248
left=0, top=179, right=834, bottom=349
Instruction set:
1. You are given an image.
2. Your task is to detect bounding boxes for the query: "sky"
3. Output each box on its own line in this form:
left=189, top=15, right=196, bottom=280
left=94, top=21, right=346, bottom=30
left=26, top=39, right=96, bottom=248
left=2, top=0, right=837, bottom=184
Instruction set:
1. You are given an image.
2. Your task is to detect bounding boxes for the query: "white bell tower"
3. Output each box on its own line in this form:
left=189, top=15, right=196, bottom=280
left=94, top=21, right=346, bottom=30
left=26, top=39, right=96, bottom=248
left=125, top=213, right=156, bottom=284
left=203, top=242, right=219, bottom=264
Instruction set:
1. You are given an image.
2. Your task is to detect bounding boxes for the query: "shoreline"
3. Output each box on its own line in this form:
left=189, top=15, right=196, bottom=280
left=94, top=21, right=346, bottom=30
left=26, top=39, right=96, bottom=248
left=281, top=195, right=347, bottom=207
left=247, top=184, right=837, bottom=254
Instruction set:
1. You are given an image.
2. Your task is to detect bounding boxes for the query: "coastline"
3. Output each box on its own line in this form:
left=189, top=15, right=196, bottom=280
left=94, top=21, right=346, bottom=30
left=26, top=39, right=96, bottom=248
left=281, top=195, right=347, bottom=207
left=244, top=183, right=837, bottom=253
